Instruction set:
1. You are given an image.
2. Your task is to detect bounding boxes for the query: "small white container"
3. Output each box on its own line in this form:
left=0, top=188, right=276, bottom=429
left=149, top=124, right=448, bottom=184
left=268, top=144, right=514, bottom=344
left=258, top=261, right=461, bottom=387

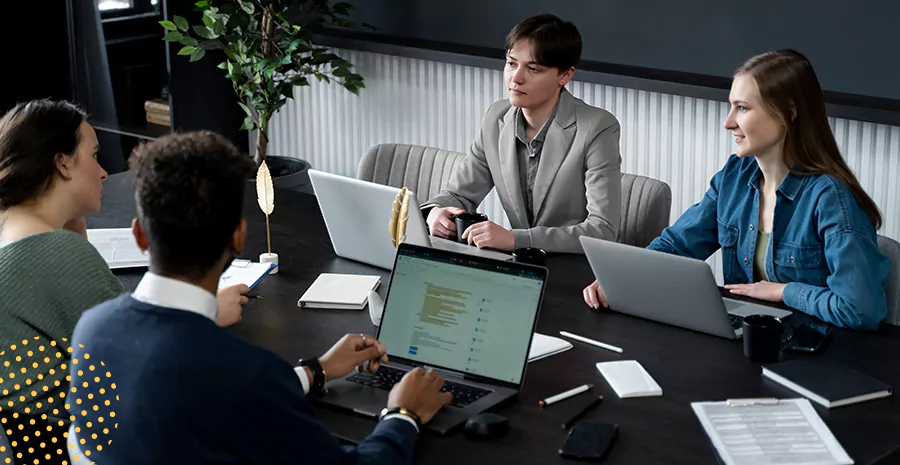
left=259, top=252, right=279, bottom=274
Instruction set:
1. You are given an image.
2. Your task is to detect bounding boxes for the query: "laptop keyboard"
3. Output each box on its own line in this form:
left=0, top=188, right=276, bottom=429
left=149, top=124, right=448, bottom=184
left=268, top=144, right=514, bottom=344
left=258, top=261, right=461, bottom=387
left=346, top=366, right=492, bottom=408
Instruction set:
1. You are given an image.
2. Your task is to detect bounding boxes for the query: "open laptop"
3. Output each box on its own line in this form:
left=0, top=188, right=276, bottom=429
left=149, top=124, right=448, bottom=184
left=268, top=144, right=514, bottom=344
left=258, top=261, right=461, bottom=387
left=316, top=243, right=547, bottom=434
left=580, top=236, right=791, bottom=339
left=309, top=170, right=511, bottom=269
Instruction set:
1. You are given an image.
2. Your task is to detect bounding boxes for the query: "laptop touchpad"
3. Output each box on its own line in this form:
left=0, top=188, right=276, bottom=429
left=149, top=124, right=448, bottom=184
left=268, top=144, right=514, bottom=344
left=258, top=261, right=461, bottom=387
left=724, top=298, right=792, bottom=319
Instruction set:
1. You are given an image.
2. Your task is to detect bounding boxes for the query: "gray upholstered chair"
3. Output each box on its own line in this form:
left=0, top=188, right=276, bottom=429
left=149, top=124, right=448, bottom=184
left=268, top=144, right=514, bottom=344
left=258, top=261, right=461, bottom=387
left=878, top=235, right=900, bottom=326
left=357, top=143, right=672, bottom=248
left=356, top=144, right=466, bottom=201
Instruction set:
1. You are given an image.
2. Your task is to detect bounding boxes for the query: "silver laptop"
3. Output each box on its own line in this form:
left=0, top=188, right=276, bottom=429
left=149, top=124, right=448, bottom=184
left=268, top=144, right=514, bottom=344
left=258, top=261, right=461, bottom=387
left=580, top=236, right=791, bottom=339
left=316, top=243, right=548, bottom=434
left=309, top=170, right=511, bottom=270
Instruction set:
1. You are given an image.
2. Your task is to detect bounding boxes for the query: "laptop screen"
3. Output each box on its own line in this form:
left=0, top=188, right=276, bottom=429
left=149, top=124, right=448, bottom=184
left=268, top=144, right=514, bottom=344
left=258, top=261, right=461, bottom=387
left=377, top=244, right=545, bottom=385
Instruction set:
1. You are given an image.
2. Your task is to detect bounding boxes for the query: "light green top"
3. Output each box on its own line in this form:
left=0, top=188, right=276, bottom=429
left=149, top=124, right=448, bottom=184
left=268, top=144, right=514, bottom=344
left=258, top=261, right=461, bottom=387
left=0, top=230, right=123, bottom=416
left=754, top=230, right=771, bottom=282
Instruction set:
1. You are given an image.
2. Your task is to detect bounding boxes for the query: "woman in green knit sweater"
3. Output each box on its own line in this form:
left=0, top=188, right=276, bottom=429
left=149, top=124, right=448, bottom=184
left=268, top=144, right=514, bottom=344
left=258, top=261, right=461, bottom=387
left=0, top=101, right=122, bottom=426
left=0, top=101, right=251, bottom=428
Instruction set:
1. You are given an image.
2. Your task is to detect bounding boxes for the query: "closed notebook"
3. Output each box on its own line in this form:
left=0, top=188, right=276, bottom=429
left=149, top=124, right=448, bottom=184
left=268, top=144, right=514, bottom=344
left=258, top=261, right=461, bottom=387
left=762, top=360, right=892, bottom=408
left=596, top=360, right=662, bottom=398
left=298, top=273, right=381, bottom=310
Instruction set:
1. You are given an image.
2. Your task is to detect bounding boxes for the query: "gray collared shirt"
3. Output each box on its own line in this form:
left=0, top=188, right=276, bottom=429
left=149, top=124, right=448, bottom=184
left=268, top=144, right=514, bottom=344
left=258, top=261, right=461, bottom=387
left=515, top=100, right=560, bottom=226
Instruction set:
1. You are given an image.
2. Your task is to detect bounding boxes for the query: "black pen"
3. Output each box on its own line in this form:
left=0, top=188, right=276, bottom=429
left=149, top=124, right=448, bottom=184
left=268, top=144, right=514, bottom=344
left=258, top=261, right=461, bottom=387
left=561, top=396, right=604, bottom=429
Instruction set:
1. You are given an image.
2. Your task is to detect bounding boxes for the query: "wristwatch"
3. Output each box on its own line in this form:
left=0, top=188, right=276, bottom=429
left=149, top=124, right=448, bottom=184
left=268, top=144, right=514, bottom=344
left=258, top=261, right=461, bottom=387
left=379, top=406, right=422, bottom=429
left=296, top=357, right=328, bottom=396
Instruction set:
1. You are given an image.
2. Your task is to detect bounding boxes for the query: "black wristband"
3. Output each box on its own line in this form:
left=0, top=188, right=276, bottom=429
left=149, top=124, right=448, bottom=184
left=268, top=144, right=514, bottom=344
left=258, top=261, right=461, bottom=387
left=297, top=358, right=327, bottom=396
left=379, top=406, right=422, bottom=429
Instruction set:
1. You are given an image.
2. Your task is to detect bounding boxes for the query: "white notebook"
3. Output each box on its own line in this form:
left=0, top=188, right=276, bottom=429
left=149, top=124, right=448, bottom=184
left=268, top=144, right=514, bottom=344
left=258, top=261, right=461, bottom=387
left=596, top=360, right=662, bottom=398
left=528, top=333, right=573, bottom=362
left=298, top=273, right=381, bottom=310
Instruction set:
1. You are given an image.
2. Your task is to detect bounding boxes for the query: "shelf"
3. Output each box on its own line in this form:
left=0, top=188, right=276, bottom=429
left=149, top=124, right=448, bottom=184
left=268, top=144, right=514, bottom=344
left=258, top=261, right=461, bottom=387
left=93, top=121, right=171, bottom=140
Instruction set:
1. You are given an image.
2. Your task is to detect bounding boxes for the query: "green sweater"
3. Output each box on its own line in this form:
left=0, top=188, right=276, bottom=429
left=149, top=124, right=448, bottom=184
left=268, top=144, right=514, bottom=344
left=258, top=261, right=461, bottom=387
left=0, top=230, right=123, bottom=416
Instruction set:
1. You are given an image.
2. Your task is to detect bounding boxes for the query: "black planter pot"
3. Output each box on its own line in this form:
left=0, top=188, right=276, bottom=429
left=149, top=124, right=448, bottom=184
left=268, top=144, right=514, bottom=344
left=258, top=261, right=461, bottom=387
left=258, top=155, right=313, bottom=194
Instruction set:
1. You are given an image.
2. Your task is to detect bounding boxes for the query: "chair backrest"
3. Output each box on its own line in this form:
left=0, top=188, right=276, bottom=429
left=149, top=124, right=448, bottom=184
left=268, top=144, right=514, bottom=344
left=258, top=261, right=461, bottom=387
left=878, top=235, right=900, bottom=326
left=618, top=173, right=672, bottom=247
left=356, top=144, right=466, bottom=201
left=357, top=143, right=672, bottom=247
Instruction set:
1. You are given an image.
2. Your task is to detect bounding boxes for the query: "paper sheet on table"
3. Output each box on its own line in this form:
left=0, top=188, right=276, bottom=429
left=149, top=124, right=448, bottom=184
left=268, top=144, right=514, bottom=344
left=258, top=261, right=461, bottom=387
left=87, top=228, right=149, bottom=269
left=218, top=260, right=275, bottom=291
left=691, top=398, right=853, bottom=465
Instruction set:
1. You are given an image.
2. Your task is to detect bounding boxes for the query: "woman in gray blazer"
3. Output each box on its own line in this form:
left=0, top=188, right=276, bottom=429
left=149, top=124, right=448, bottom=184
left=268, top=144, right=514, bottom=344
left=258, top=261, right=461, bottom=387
left=424, top=14, right=622, bottom=254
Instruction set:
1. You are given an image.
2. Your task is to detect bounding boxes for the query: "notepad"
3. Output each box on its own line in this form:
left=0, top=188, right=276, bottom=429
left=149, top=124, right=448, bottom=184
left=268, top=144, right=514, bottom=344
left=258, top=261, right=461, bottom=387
left=528, top=333, right=573, bottom=362
left=762, top=360, right=893, bottom=408
left=87, top=228, right=149, bottom=269
left=298, top=273, right=381, bottom=310
left=596, top=360, right=662, bottom=398
left=218, top=260, right=275, bottom=291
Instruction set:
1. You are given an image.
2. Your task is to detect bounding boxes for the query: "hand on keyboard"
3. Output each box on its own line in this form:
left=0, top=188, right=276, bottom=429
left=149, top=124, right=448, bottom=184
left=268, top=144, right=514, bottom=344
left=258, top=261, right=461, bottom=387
left=388, top=367, right=453, bottom=425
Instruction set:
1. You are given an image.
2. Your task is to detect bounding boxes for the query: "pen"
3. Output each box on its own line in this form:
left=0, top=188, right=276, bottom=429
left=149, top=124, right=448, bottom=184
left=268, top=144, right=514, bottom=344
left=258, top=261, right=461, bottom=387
left=561, top=396, right=604, bottom=429
left=539, top=383, right=593, bottom=408
left=246, top=293, right=263, bottom=299
left=559, top=331, right=623, bottom=354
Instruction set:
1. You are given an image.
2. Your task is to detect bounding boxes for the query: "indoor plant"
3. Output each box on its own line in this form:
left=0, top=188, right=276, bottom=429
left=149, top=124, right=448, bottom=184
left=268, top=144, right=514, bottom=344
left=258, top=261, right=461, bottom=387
left=161, top=0, right=367, bottom=189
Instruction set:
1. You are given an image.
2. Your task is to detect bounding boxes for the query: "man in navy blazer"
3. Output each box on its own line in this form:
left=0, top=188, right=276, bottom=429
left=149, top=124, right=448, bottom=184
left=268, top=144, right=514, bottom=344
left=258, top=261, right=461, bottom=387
left=67, top=132, right=451, bottom=464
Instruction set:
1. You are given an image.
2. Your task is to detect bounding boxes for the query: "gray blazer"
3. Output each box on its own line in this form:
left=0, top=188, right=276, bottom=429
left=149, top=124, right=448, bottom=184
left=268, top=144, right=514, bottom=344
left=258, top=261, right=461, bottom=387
left=425, top=89, right=622, bottom=253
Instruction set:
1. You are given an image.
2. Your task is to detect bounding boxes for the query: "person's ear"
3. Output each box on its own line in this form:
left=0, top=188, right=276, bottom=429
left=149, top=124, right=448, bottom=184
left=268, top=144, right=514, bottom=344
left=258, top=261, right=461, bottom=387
left=233, top=219, right=247, bottom=255
left=132, top=218, right=149, bottom=252
left=558, top=67, right=575, bottom=87
left=55, top=153, right=74, bottom=181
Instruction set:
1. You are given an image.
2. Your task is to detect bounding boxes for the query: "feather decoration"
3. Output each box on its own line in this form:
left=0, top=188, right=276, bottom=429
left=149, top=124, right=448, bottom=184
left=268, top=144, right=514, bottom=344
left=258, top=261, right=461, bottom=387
left=256, top=161, right=275, bottom=254
left=389, top=187, right=411, bottom=248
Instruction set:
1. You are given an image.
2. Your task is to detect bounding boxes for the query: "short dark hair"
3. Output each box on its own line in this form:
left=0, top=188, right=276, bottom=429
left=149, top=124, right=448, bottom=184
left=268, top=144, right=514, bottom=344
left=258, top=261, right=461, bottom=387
left=505, top=14, right=582, bottom=70
left=129, top=131, right=255, bottom=279
left=0, top=100, right=88, bottom=210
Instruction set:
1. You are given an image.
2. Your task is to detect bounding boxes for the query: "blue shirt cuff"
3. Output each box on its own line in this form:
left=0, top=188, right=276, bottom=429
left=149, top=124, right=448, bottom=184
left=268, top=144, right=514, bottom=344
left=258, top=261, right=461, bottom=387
left=782, top=282, right=809, bottom=311
left=382, top=414, right=420, bottom=433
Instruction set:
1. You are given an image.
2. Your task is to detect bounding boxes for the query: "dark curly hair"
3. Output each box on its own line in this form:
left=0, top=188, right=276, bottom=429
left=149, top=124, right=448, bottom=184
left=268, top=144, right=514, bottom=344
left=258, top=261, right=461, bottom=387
left=0, top=100, right=88, bottom=210
left=129, top=131, right=256, bottom=279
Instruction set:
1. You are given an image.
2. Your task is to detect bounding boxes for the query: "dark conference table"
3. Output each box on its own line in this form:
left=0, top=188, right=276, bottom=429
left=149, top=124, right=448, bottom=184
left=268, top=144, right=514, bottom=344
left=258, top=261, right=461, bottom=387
left=89, top=173, right=900, bottom=464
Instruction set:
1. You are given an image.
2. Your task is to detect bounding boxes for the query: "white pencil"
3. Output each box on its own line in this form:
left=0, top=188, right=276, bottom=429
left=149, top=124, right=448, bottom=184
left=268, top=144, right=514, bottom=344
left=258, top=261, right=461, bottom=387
left=559, top=331, right=624, bottom=354
left=539, top=383, right=593, bottom=407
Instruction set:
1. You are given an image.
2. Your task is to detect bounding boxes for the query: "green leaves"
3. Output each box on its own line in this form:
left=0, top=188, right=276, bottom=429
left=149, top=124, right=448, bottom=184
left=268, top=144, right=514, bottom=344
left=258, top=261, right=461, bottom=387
left=162, top=32, right=184, bottom=42
left=190, top=47, right=206, bottom=62
left=173, top=16, right=189, bottom=32
left=158, top=0, right=370, bottom=143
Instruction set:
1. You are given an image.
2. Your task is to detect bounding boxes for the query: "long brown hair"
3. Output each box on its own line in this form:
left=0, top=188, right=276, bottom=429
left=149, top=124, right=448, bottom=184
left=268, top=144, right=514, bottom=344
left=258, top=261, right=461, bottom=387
left=736, top=49, right=882, bottom=230
left=0, top=100, right=88, bottom=210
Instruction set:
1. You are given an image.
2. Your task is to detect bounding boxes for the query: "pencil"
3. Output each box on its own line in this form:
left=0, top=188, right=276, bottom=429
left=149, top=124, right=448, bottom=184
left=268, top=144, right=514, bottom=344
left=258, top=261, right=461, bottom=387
left=561, top=396, right=604, bottom=429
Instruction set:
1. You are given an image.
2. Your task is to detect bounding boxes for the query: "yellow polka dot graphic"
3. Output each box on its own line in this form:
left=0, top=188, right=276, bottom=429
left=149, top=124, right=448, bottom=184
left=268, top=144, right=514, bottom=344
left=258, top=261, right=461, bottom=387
left=0, top=337, right=118, bottom=465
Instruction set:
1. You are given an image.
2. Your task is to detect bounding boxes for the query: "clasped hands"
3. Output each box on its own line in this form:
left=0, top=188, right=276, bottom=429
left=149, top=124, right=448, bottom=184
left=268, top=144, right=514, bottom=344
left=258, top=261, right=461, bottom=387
left=426, top=206, right=515, bottom=252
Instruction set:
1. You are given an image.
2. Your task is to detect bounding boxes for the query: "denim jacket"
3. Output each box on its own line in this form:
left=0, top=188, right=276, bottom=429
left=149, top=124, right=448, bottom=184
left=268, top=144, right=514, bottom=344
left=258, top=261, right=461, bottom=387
left=648, top=155, right=889, bottom=330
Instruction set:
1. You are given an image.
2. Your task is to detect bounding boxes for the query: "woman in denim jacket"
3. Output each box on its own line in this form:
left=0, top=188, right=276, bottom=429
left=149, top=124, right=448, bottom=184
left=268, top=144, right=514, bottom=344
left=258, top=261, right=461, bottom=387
left=583, top=50, right=889, bottom=330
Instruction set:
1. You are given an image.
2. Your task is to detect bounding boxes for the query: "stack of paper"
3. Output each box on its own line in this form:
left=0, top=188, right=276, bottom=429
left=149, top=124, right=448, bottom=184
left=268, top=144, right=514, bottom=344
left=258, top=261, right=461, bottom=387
left=528, top=333, right=573, bottom=362
left=218, top=259, right=276, bottom=290
left=298, top=273, right=381, bottom=310
left=87, top=228, right=149, bottom=269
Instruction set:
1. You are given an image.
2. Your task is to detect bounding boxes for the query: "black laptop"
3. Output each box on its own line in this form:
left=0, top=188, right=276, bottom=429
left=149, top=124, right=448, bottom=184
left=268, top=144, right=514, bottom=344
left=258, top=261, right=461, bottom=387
left=316, top=243, right=548, bottom=434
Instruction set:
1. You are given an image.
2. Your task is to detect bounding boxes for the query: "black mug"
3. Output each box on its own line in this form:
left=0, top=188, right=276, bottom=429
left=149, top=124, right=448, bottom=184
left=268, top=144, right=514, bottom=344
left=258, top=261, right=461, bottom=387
left=742, top=315, right=785, bottom=362
left=512, top=247, right=547, bottom=267
left=453, top=212, right=489, bottom=244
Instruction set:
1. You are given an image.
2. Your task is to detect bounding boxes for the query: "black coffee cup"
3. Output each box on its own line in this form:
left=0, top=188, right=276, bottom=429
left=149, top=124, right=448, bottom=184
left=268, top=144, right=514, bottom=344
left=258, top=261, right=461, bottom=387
left=512, top=247, right=547, bottom=266
left=742, top=314, right=784, bottom=362
left=453, top=212, right=489, bottom=244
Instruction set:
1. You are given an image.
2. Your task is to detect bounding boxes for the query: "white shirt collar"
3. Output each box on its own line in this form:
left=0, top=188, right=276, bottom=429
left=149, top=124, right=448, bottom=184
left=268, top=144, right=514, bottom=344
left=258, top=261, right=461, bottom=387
left=132, top=272, right=218, bottom=323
